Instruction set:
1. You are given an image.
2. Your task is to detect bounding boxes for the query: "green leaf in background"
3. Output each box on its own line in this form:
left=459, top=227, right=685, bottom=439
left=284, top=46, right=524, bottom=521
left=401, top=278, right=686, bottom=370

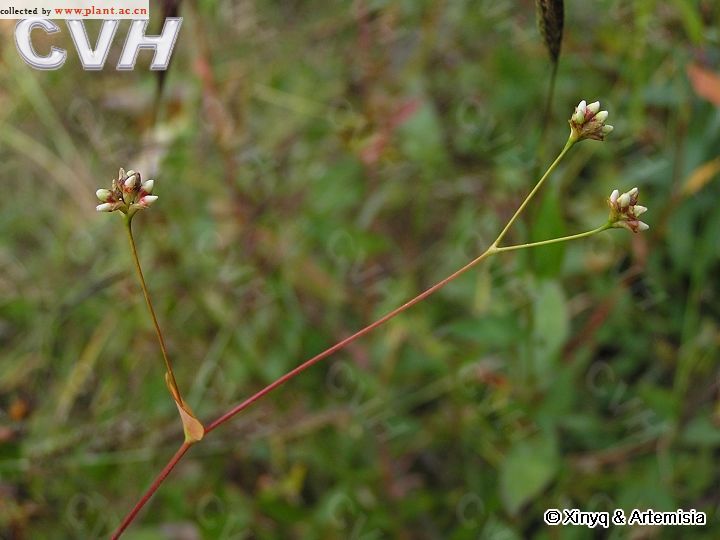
left=617, top=461, right=676, bottom=511
left=442, top=314, right=521, bottom=349
left=481, top=518, right=523, bottom=540
left=529, top=185, right=567, bottom=277
left=667, top=203, right=697, bottom=272
left=499, top=432, right=559, bottom=515
left=398, top=101, right=449, bottom=172
left=681, top=414, right=720, bottom=448
left=532, top=280, right=568, bottom=382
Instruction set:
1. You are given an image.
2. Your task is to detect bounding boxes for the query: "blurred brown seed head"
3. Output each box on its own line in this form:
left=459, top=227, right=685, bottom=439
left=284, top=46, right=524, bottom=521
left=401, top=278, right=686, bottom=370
left=535, top=0, right=564, bottom=63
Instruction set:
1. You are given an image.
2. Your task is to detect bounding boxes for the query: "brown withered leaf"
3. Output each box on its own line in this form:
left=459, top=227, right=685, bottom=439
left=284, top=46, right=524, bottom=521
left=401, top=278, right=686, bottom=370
left=687, top=63, right=720, bottom=106
left=166, top=372, right=204, bottom=443
left=175, top=402, right=205, bottom=443
left=682, top=158, right=720, bottom=196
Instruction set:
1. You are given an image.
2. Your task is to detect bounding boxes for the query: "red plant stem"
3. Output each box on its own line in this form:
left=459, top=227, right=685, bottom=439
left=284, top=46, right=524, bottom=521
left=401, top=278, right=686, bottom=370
left=118, top=244, right=511, bottom=530
left=205, top=247, right=495, bottom=433
left=110, top=442, right=192, bottom=540
left=111, top=248, right=495, bottom=538
left=112, top=223, right=608, bottom=535
left=112, top=137, right=581, bottom=538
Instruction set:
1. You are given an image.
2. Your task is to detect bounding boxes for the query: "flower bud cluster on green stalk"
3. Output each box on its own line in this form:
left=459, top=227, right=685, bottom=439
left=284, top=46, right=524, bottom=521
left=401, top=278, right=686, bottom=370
left=569, top=100, right=614, bottom=141
left=96, top=168, right=157, bottom=217
left=608, top=187, right=649, bottom=232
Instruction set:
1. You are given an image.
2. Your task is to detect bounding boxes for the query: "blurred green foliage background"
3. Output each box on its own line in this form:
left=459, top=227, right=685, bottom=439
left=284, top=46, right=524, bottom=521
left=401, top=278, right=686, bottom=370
left=1, top=0, right=720, bottom=538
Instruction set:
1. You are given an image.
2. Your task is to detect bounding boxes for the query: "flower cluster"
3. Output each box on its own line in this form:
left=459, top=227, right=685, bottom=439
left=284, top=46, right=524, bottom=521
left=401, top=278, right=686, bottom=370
left=96, top=168, right=157, bottom=216
left=569, top=100, right=614, bottom=141
left=608, top=187, right=649, bottom=233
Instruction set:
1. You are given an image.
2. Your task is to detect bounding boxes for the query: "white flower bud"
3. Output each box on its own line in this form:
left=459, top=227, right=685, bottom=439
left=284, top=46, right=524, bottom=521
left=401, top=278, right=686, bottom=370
left=637, top=221, right=649, bottom=231
left=141, top=180, right=154, bottom=194
left=594, top=110, right=608, bottom=123
left=139, top=195, right=158, bottom=207
left=602, top=125, right=614, bottom=134
left=617, top=192, right=631, bottom=209
left=609, top=189, right=619, bottom=204
left=587, top=101, right=600, bottom=114
left=96, top=203, right=114, bottom=212
left=628, top=187, right=639, bottom=198
left=572, top=100, right=588, bottom=125
left=96, top=188, right=113, bottom=202
left=633, top=205, right=648, bottom=216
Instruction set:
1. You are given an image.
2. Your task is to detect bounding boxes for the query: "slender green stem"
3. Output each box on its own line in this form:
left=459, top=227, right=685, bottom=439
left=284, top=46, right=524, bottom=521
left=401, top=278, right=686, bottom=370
left=496, top=224, right=611, bottom=253
left=493, top=135, right=576, bottom=248
left=124, top=217, right=183, bottom=404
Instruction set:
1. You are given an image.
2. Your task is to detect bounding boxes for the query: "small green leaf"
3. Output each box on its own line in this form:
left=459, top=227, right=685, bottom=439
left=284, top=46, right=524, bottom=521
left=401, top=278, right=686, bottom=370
left=532, top=280, right=568, bottom=380
left=499, top=432, right=559, bottom=515
left=681, top=415, right=720, bottom=448
left=442, top=314, right=520, bottom=348
left=398, top=102, right=449, bottom=171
